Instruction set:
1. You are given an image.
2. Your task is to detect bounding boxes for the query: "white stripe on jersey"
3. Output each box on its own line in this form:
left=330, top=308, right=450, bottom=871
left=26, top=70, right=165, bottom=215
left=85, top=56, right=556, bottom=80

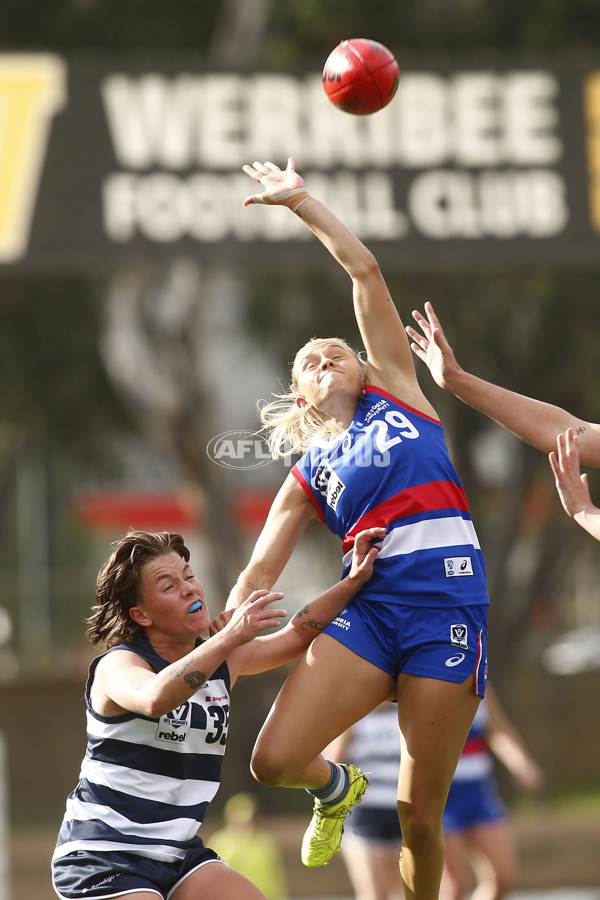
left=63, top=795, right=200, bottom=842
left=342, top=515, right=480, bottom=567
left=79, top=756, right=219, bottom=806
left=452, top=754, right=493, bottom=780
left=53, top=839, right=186, bottom=862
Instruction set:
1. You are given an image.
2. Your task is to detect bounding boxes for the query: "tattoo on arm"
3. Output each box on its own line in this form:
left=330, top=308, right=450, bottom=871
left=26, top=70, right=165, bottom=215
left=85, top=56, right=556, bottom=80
left=184, top=671, right=207, bottom=690
left=293, top=606, right=327, bottom=633
left=170, top=661, right=207, bottom=690
left=575, top=425, right=586, bottom=435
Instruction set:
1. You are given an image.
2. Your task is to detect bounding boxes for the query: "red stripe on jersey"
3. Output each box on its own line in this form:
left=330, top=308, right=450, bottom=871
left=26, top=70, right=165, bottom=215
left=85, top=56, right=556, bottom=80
left=291, top=466, right=325, bottom=523
left=462, top=735, right=489, bottom=756
left=342, top=480, right=470, bottom=552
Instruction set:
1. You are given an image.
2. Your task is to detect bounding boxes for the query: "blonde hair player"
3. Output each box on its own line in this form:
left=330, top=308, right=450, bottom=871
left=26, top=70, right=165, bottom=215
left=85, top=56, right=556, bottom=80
left=227, top=158, right=492, bottom=900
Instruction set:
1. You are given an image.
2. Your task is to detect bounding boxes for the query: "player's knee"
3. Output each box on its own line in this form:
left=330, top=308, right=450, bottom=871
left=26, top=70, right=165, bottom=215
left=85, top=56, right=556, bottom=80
left=398, top=803, right=440, bottom=852
left=250, top=744, right=287, bottom=786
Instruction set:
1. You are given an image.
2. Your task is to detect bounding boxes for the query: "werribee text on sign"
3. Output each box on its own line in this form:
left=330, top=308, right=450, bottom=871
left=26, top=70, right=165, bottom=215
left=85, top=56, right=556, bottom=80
left=101, top=70, right=568, bottom=244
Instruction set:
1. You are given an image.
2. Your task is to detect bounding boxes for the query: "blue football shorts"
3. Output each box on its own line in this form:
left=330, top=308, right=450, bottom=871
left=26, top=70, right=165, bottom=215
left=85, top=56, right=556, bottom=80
left=442, top=775, right=508, bottom=833
left=323, top=598, right=488, bottom=696
left=51, top=840, right=222, bottom=899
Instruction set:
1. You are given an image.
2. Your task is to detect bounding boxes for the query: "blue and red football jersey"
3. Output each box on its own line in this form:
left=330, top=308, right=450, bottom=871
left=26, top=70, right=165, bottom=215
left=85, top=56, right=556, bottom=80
left=292, top=386, right=489, bottom=608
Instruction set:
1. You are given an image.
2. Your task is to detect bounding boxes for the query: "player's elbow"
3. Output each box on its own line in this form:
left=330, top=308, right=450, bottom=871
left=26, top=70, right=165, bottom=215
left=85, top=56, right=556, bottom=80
left=351, top=246, right=381, bottom=283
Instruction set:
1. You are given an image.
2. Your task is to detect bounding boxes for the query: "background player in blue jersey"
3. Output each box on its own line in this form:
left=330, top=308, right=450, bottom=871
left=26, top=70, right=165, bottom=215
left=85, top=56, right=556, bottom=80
left=406, top=302, right=600, bottom=542
left=51, top=527, right=382, bottom=900
left=227, top=158, right=492, bottom=900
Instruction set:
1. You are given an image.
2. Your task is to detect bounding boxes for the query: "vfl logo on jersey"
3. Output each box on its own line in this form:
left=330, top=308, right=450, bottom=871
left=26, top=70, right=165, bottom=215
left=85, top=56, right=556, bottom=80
left=444, top=556, right=473, bottom=577
left=0, top=55, right=67, bottom=262
left=313, top=462, right=346, bottom=511
left=450, top=624, right=468, bottom=649
left=156, top=701, right=191, bottom=744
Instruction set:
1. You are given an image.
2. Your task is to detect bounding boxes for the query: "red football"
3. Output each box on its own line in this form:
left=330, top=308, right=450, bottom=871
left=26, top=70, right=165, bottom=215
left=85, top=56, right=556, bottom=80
left=322, top=38, right=400, bottom=115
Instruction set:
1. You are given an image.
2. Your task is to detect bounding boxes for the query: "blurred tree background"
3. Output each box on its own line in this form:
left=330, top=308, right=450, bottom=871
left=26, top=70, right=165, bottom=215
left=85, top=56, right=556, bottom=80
left=0, top=0, right=599, bottom=816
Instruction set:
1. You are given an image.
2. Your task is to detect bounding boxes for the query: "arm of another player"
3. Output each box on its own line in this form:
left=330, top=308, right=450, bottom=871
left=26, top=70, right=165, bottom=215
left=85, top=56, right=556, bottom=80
left=549, top=429, right=600, bottom=541
left=485, top=687, right=545, bottom=793
left=227, top=527, right=385, bottom=681
left=407, top=301, right=600, bottom=467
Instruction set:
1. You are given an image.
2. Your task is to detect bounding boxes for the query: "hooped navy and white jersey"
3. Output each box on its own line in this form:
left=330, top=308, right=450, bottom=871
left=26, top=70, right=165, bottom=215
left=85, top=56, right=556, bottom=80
left=346, top=703, right=400, bottom=810
left=292, top=386, right=489, bottom=608
left=52, top=635, right=231, bottom=864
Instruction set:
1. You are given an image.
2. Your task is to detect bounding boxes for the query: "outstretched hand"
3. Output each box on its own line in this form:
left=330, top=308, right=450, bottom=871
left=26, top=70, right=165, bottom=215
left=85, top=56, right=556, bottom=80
left=405, top=301, right=461, bottom=390
left=242, top=157, right=310, bottom=210
left=548, top=429, right=593, bottom=519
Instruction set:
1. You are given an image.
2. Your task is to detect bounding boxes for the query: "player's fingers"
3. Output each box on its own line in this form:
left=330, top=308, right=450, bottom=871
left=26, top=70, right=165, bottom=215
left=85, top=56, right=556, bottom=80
left=242, top=191, right=274, bottom=207
left=252, top=590, right=285, bottom=608
left=424, top=300, right=440, bottom=324
left=247, top=589, right=276, bottom=603
left=242, top=193, right=262, bottom=207
left=411, top=309, right=431, bottom=335
left=405, top=325, right=427, bottom=348
left=407, top=338, right=426, bottom=359
left=263, top=161, right=280, bottom=172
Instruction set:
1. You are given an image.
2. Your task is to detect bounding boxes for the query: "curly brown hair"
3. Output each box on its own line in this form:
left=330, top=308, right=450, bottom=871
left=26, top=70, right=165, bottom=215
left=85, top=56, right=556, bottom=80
left=86, top=531, right=191, bottom=648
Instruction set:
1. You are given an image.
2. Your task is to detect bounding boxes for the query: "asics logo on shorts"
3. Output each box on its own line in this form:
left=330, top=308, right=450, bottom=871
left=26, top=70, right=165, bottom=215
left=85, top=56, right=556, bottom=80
left=445, top=653, right=466, bottom=667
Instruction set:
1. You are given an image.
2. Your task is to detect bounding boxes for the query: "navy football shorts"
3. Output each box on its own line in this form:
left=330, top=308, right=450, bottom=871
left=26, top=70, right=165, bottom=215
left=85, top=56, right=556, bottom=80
left=344, top=804, right=403, bottom=846
left=52, top=840, right=222, bottom=899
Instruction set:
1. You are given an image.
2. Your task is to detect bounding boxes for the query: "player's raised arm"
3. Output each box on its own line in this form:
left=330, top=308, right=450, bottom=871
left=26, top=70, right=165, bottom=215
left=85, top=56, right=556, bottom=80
left=407, top=301, right=600, bottom=467
left=242, top=157, right=429, bottom=409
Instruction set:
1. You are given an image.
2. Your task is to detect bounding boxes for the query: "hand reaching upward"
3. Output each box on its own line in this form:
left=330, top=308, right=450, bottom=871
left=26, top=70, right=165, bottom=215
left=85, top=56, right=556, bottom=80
left=405, top=301, right=463, bottom=391
left=242, top=157, right=310, bottom=211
